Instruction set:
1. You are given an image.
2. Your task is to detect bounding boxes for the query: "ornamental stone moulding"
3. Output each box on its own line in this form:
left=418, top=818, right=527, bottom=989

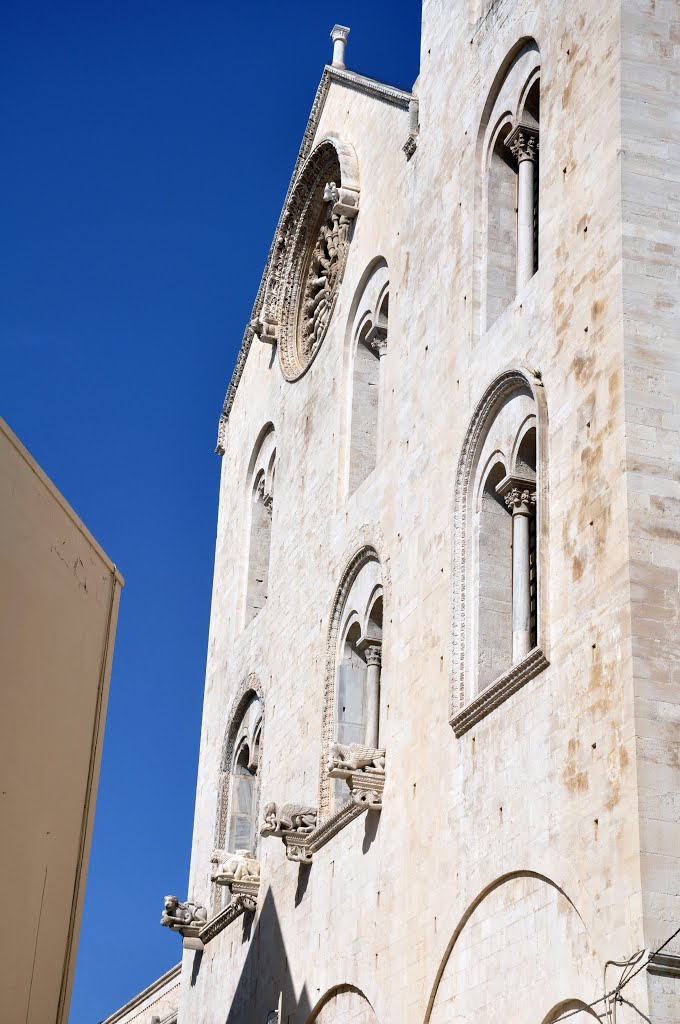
left=327, top=742, right=386, bottom=810
left=254, top=138, right=360, bottom=382
left=200, top=849, right=260, bottom=942
left=160, top=895, right=208, bottom=951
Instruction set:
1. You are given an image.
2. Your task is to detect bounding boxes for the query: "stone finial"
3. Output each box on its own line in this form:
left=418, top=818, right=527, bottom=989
left=330, top=24, right=350, bottom=68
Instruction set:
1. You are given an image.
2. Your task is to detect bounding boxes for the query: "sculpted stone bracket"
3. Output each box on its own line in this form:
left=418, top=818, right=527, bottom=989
left=197, top=850, right=260, bottom=944
left=197, top=881, right=259, bottom=945
left=160, top=895, right=208, bottom=951
left=327, top=742, right=385, bottom=811
left=261, top=747, right=386, bottom=864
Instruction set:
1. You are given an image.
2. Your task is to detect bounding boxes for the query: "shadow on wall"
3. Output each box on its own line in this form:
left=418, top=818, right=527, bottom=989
left=223, top=888, right=312, bottom=1024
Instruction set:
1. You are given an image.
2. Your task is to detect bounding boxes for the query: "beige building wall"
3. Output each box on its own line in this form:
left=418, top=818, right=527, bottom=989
left=0, top=418, right=123, bottom=1024
left=118, top=2, right=678, bottom=1022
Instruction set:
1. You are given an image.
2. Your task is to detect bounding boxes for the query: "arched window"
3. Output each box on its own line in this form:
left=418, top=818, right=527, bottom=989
left=479, top=42, right=540, bottom=331
left=325, top=551, right=384, bottom=810
left=346, top=260, right=389, bottom=497
left=214, top=683, right=263, bottom=911
left=451, top=369, right=548, bottom=735
left=245, top=426, right=276, bottom=625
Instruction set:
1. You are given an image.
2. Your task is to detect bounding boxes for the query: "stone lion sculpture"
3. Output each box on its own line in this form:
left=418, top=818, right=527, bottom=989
left=260, top=802, right=318, bottom=837
left=160, top=895, right=207, bottom=933
left=327, top=742, right=386, bottom=774
left=210, top=849, right=260, bottom=885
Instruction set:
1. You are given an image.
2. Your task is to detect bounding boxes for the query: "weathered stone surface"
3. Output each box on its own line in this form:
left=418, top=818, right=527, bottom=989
left=165, top=5, right=680, bottom=1023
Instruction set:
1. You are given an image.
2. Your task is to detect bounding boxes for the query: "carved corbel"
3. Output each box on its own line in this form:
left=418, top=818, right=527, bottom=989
left=260, top=802, right=318, bottom=863
left=250, top=316, right=278, bottom=346
left=328, top=182, right=360, bottom=220
left=327, top=742, right=386, bottom=810
left=160, top=894, right=208, bottom=951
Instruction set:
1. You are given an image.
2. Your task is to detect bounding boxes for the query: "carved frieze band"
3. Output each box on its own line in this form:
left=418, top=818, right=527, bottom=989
left=450, top=647, right=549, bottom=736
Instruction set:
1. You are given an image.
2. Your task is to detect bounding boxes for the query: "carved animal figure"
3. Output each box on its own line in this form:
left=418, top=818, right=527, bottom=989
left=210, top=849, right=261, bottom=884
left=327, top=742, right=386, bottom=774
left=260, top=802, right=318, bottom=836
left=160, top=895, right=208, bottom=931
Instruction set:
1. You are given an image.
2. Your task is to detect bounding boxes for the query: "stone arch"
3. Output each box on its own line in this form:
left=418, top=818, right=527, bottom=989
left=450, top=367, right=549, bottom=733
left=424, top=871, right=597, bottom=1024
left=306, top=984, right=378, bottom=1024
left=473, top=37, right=541, bottom=334
left=540, top=1000, right=601, bottom=1024
left=259, top=136, right=360, bottom=382
left=319, top=542, right=388, bottom=816
left=212, top=674, right=265, bottom=911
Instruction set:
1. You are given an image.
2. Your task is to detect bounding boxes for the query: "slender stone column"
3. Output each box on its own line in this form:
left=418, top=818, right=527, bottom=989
left=503, top=486, right=536, bottom=663
left=364, top=644, right=382, bottom=749
left=367, top=323, right=388, bottom=457
left=505, top=124, right=539, bottom=293
left=330, top=25, right=350, bottom=69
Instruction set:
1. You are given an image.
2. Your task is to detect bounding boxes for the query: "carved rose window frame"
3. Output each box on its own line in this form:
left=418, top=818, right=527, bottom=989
left=256, top=137, right=360, bottom=381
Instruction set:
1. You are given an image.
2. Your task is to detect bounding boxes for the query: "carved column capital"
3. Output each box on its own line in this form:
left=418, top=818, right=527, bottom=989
left=503, top=487, right=536, bottom=517
left=496, top=474, right=536, bottom=517
left=505, top=123, right=539, bottom=164
left=365, top=644, right=382, bottom=667
left=366, top=323, right=388, bottom=356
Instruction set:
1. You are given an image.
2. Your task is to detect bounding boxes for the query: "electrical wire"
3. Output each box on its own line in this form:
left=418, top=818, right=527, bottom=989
left=549, top=924, right=680, bottom=1024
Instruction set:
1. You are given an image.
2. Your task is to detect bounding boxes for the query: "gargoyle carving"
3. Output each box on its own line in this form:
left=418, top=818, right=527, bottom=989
left=160, top=895, right=207, bottom=935
left=260, top=802, right=318, bottom=837
left=210, top=849, right=261, bottom=886
left=327, top=742, right=386, bottom=775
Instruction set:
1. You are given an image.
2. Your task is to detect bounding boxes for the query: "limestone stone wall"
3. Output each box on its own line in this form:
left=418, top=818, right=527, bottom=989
left=175, top=2, right=679, bottom=1022
left=621, top=3, right=680, bottom=1022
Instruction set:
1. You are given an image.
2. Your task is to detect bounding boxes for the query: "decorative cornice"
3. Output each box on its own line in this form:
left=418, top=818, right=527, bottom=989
left=99, top=964, right=181, bottom=1024
left=215, top=66, right=412, bottom=454
left=326, top=65, right=411, bottom=110
left=450, top=647, right=549, bottom=736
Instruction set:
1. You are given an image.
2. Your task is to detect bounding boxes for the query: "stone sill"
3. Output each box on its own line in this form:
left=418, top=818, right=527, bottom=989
left=450, top=647, right=549, bottom=737
left=282, top=771, right=384, bottom=864
left=197, top=881, right=259, bottom=946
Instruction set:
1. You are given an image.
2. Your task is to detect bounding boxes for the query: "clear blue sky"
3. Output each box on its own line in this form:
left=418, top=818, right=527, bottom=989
left=1, top=3, right=421, bottom=1020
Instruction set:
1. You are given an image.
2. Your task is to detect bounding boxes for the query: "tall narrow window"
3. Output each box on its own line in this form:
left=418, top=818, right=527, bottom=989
left=349, top=327, right=381, bottom=493
left=214, top=686, right=263, bottom=912
left=479, top=41, right=540, bottom=331
left=246, top=473, right=272, bottom=622
left=346, top=260, right=389, bottom=497
left=477, top=462, right=513, bottom=688
left=451, top=370, right=549, bottom=735
left=328, top=556, right=383, bottom=809
left=244, top=426, right=276, bottom=626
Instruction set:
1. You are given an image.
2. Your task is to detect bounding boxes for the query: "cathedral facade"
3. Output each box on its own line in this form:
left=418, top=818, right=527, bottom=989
left=154, top=2, right=680, bottom=1022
